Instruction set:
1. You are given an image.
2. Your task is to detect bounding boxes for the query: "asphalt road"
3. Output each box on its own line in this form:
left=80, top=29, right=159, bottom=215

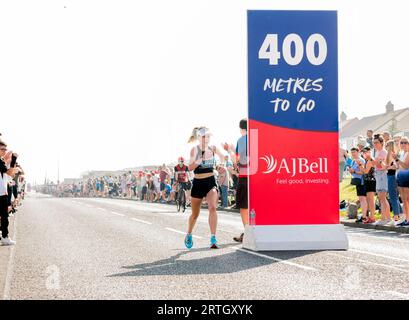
left=2, top=192, right=409, bottom=300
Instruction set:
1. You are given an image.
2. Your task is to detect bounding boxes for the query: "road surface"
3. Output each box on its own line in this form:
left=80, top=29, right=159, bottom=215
left=1, top=192, right=409, bottom=300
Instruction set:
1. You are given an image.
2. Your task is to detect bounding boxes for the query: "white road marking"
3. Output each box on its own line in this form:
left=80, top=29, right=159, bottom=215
left=385, top=291, right=409, bottom=299
left=327, top=252, right=408, bottom=273
left=218, top=228, right=237, bottom=234
left=79, top=199, right=409, bottom=269
left=165, top=228, right=203, bottom=239
left=353, top=258, right=408, bottom=272
left=348, top=232, right=409, bottom=243
left=97, top=207, right=107, bottom=211
left=110, top=211, right=125, bottom=217
left=131, top=218, right=152, bottom=225
left=85, top=204, right=94, bottom=208
left=349, top=248, right=409, bottom=264
left=235, top=248, right=317, bottom=272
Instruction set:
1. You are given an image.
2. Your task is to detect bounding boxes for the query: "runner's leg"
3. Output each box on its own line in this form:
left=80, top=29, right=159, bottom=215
left=187, top=197, right=202, bottom=234
left=206, top=188, right=218, bottom=235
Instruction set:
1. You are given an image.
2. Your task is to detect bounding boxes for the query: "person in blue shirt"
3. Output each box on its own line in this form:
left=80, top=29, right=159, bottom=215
left=345, top=152, right=353, bottom=170
left=225, top=119, right=248, bottom=243
left=348, top=147, right=368, bottom=223
left=165, top=181, right=172, bottom=199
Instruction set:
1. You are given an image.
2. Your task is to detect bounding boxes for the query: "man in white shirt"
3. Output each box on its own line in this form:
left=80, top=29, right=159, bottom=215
left=0, top=140, right=18, bottom=245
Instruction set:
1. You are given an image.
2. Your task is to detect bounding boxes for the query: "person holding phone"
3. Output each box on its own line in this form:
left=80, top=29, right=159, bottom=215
left=360, top=147, right=377, bottom=224
left=10, top=153, right=17, bottom=168
left=0, top=140, right=18, bottom=245
left=348, top=148, right=367, bottom=223
left=373, top=135, right=392, bottom=225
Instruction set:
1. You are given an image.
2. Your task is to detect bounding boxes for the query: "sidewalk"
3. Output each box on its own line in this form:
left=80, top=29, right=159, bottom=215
left=340, top=218, right=409, bottom=234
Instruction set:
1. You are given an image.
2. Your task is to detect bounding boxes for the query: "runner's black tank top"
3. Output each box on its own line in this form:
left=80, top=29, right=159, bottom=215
left=193, top=146, right=216, bottom=175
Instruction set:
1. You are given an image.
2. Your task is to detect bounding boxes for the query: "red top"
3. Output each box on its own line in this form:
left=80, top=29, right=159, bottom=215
left=175, top=165, right=189, bottom=182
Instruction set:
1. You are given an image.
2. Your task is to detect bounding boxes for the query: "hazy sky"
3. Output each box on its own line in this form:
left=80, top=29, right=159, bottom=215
left=1, top=0, right=408, bottom=183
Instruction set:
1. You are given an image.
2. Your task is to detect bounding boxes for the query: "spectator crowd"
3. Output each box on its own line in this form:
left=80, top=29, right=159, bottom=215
left=340, top=130, right=409, bottom=226
left=0, top=133, right=26, bottom=246
left=57, top=158, right=239, bottom=210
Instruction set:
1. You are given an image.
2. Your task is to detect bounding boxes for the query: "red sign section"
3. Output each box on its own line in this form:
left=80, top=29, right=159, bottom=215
left=249, top=119, right=339, bottom=225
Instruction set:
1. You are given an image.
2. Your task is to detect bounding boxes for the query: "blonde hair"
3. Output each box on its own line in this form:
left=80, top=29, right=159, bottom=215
left=187, top=126, right=209, bottom=143
left=401, top=136, right=409, bottom=147
left=386, top=140, right=395, bottom=165
left=188, top=127, right=200, bottom=143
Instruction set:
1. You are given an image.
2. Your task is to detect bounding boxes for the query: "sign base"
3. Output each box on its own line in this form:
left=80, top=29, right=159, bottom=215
left=242, top=224, right=348, bottom=251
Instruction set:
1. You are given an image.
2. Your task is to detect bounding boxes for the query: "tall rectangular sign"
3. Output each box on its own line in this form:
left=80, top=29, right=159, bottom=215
left=244, top=10, right=348, bottom=251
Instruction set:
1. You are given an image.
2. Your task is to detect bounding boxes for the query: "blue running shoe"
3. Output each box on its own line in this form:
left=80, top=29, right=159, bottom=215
left=396, top=220, right=409, bottom=227
left=210, top=235, right=219, bottom=249
left=184, top=233, right=193, bottom=249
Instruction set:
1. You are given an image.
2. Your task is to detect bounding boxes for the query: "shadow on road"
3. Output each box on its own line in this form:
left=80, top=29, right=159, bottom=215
left=108, top=243, right=321, bottom=277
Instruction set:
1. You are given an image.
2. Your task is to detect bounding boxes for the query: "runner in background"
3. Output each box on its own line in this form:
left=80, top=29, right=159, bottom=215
left=174, top=157, right=191, bottom=206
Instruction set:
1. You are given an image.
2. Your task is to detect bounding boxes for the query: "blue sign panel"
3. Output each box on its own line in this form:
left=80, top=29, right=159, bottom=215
left=248, top=10, right=338, bottom=132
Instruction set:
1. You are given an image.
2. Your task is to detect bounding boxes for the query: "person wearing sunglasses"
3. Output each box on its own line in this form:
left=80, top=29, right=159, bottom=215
left=0, top=140, right=18, bottom=245
left=395, top=137, right=409, bottom=226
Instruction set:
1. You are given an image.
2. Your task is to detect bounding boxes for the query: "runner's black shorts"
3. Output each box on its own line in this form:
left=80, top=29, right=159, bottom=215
left=236, top=177, right=248, bottom=209
left=191, top=176, right=218, bottom=199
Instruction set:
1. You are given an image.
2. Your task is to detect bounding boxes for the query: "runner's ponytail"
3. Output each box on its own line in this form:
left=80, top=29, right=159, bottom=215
left=188, top=127, right=200, bottom=143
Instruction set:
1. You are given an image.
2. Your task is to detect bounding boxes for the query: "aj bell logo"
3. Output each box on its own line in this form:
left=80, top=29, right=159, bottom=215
left=260, top=155, right=328, bottom=177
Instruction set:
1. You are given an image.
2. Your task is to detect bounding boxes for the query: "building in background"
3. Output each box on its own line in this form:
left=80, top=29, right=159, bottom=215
left=340, top=101, right=409, bottom=149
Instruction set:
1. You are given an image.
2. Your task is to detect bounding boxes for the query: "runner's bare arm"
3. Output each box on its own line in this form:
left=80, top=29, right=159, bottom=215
left=363, top=161, right=374, bottom=174
left=212, top=145, right=225, bottom=162
left=188, top=147, right=202, bottom=171
left=398, top=156, right=409, bottom=170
